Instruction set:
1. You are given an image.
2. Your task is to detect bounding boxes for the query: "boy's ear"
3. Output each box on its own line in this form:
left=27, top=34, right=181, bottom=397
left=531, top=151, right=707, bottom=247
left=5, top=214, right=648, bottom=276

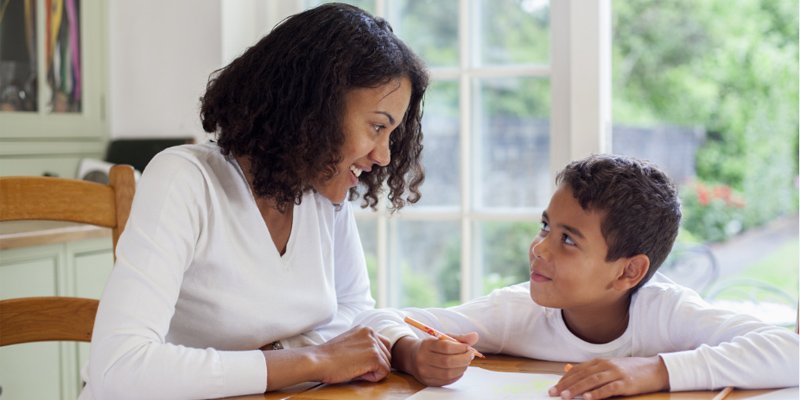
left=614, top=254, right=650, bottom=290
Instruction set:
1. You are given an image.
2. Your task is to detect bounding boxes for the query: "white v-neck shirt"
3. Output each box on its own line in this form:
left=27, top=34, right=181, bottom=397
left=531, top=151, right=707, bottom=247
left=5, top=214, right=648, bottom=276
left=81, top=143, right=374, bottom=399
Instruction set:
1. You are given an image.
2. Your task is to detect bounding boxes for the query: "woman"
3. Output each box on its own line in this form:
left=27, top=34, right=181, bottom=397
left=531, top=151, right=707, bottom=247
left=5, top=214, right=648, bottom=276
left=81, top=3, right=428, bottom=399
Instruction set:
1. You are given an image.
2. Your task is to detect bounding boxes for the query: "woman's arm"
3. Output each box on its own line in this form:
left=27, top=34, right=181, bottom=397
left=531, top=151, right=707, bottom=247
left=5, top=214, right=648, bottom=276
left=87, top=153, right=267, bottom=399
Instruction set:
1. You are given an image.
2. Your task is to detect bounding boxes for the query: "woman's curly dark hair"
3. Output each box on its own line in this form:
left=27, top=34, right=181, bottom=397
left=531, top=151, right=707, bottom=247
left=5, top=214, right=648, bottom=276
left=200, top=3, right=428, bottom=212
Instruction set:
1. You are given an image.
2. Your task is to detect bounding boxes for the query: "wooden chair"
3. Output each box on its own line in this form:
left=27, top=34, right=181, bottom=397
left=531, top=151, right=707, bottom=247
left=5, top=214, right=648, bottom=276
left=0, top=165, right=136, bottom=346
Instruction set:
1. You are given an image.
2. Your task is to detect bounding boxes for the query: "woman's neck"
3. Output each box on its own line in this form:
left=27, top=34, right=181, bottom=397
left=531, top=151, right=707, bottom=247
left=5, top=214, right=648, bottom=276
left=236, top=155, right=294, bottom=255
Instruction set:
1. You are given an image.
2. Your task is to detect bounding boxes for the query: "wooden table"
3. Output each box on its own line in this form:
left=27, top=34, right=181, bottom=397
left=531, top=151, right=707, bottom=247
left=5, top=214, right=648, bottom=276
left=228, top=355, right=784, bottom=399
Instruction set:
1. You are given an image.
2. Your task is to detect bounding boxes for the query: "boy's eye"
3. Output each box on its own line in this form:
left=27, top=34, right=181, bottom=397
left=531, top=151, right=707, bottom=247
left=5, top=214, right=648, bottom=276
left=539, top=221, right=549, bottom=234
left=562, top=234, right=576, bottom=246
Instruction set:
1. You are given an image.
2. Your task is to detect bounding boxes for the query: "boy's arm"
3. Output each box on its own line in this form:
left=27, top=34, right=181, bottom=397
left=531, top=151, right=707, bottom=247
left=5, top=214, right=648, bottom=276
left=550, top=285, right=798, bottom=399
left=655, top=289, right=799, bottom=391
left=354, top=283, right=530, bottom=354
left=354, top=284, right=529, bottom=385
left=354, top=307, right=479, bottom=386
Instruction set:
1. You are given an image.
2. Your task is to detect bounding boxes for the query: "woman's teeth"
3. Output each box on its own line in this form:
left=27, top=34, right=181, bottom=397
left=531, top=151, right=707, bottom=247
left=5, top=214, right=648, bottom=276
left=350, top=165, right=363, bottom=177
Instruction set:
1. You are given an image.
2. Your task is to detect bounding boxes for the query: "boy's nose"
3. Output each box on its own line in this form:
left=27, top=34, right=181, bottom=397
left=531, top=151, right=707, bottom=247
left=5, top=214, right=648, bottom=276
left=530, top=238, right=549, bottom=260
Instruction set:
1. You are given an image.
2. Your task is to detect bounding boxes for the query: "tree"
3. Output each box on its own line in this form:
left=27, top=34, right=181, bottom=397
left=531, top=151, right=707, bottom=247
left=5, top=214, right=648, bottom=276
left=614, top=0, right=799, bottom=238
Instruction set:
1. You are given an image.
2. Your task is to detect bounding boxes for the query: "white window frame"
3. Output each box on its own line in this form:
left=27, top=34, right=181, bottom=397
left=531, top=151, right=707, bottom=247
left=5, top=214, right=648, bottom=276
left=223, top=0, right=610, bottom=307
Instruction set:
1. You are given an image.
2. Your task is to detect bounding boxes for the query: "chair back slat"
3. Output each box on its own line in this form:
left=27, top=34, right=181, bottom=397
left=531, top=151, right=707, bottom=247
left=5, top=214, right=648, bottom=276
left=0, top=176, right=116, bottom=227
left=0, top=164, right=135, bottom=345
left=0, top=297, right=99, bottom=345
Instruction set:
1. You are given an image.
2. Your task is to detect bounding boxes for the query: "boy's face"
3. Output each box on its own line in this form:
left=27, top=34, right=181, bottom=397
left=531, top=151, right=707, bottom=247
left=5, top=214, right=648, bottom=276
left=528, top=183, right=629, bottom=310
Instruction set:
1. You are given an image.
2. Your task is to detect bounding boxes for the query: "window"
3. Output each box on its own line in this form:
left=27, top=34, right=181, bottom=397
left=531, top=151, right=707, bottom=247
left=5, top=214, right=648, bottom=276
left=238, top=0, right=610, bottom=307
left=611, top=0, right=798, bottom=328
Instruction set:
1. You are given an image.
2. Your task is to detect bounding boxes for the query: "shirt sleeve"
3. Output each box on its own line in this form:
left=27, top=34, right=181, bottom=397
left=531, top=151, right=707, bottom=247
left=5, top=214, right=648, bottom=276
left=280, top=201, right=376, bottom=348
left=655, top=287, right=799, bottom=391
left=354, top=283, right=531, bottom=354
left=85, top=153, right=267, bottom=400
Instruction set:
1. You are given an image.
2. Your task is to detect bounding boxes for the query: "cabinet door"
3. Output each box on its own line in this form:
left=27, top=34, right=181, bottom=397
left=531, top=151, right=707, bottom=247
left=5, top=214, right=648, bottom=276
left=0, top=245, right=65, bottom=400
left=0, top=0, right=107, bottom=139
left=71, top=238, right=114, bottom=392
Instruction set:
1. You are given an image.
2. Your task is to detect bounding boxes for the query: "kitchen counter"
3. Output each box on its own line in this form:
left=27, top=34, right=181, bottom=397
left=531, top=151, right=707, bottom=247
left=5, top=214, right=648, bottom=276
left=0, top=221, right=110, bottom=250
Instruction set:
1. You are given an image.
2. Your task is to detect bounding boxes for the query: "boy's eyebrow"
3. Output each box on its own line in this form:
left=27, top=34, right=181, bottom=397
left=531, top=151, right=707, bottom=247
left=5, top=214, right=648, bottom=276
left=560, top=224, right=586, bottom=240
left=542, top=211, right=586, bottom=240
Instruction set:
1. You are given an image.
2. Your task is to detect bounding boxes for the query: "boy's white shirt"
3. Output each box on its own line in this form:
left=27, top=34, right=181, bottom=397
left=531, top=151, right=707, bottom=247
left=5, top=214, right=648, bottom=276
left=355, top=273, right=799, bottom=391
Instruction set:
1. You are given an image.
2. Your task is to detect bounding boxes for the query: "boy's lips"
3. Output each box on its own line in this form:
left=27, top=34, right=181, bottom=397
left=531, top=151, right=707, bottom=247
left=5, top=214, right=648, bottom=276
left=530, top=270, right=551, bottom=282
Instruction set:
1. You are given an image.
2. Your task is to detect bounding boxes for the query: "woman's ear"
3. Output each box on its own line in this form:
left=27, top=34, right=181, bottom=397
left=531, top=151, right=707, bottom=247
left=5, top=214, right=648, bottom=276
left=614, top=254, right=650, bottom=290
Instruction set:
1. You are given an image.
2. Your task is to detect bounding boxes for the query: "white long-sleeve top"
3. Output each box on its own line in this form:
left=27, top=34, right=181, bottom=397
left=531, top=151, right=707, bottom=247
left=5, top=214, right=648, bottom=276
left=81, top=143, right=374, bottom=400
left=355, top=274, right=799, bottom=391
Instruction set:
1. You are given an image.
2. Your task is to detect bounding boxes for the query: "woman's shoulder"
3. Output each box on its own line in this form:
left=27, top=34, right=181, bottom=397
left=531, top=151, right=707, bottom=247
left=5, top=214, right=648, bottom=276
left=144, top=142, right=234, bottom=178
left=149, top=142, right=222, bottom=167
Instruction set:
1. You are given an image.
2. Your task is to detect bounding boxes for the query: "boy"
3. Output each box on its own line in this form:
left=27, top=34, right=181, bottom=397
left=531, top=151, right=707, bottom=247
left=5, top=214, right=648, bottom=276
left=355, top=154, right=799, bottom=399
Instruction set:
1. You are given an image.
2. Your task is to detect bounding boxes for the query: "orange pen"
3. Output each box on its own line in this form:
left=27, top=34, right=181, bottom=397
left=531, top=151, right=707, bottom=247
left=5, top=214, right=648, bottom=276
left=403, top=315, right=485, bottom=358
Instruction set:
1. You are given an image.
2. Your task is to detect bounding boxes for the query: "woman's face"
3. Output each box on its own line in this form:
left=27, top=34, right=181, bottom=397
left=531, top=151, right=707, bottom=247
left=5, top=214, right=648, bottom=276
left=313, top=77, right=412, bottom=204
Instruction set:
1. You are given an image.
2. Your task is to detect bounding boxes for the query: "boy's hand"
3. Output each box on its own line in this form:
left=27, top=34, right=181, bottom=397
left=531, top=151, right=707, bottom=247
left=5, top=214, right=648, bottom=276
left=549, top=356, right=669, bottom=400
left=392, top=332, right=479, bottom=387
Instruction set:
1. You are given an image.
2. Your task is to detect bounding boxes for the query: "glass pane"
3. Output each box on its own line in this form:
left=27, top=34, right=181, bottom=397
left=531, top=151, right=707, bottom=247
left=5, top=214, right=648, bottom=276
left=355, top=216, right=378, bottom=301
left=474, top=77, right=550, bottom=208
left=390, top=220, right=460, bottom=307
left=476, top=220, right=538, bottom=295
left=478, top=0, right=549, bottom=66
left=46, top=0, right=82, bottom=113
left=0, top=0, right=37, bottom=112
left=305, top=0, right=375, bottom=15
left=416, top=80, right=460, bottom=207
left=388, top=0, right=459, bottom=68
left=612, top=0, right=798, bottom=319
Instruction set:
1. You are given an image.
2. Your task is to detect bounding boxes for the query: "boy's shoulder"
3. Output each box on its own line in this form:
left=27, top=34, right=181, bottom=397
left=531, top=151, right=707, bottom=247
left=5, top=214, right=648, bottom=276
left=475, top=281, right=535, bottom=307
left=632, top=272, right=706, bottom=313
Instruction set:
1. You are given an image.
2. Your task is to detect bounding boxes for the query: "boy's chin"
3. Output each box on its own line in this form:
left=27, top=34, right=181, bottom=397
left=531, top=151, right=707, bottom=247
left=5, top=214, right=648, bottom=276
left=529, top=289, right=551, bottom=307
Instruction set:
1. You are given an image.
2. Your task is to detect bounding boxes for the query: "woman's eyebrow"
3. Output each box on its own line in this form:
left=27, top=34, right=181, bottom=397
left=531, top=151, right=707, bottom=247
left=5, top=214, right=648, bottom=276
left=374, top=111, right=396, bottom=125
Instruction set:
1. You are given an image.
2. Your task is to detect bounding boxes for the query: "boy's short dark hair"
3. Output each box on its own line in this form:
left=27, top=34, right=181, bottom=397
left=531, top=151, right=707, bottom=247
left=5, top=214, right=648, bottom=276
left=555, top=154, right=682, bottom=289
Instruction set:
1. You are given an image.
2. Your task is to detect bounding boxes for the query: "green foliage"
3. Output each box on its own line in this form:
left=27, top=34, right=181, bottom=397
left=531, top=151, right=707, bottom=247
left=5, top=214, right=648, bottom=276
left=479, top=221, right=537, bottom=293
left=614, top=0, right=799, bottom=237
left=680, top=181, right=746, bottom=242
left=401, top=262, right=439, bottom=307
left=734, top=240, right=800, bottom=297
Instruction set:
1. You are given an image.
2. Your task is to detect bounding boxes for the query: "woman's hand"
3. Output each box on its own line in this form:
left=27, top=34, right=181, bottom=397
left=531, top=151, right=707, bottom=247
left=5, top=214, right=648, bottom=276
left=548, top=356, right=670, bottom=400
left=263, top=325, right=391, bottom=391
left=392, top=332, right=478, bottom=387
left=312, top=325, right=392, bottom=384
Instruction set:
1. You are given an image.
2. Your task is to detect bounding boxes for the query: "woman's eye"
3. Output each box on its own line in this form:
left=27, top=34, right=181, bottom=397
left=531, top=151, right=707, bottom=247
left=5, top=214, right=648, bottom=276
left=372, top=124, right=385, bottom=133
left=562, top=234, right=576, bottom=246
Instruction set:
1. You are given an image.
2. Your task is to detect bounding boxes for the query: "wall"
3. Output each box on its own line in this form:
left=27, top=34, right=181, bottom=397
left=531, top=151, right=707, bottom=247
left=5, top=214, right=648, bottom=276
left=108, top=0, right=223, bottom=141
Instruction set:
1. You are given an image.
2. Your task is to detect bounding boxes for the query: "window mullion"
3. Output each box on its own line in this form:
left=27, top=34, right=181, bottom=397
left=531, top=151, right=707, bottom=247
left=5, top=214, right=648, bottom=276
left=459, top=0, right=473, bottom=303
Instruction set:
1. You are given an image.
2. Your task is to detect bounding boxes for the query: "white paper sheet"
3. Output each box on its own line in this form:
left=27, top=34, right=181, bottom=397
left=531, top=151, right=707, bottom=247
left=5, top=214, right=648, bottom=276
left=406, top=366, right=566, bottom=400
left=746, top=386, right=800, bottom=399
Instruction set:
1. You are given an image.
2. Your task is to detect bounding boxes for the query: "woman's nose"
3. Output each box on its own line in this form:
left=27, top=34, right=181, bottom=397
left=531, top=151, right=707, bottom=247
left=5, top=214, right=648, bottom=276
left=370, top=136, right=391, bottom=167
